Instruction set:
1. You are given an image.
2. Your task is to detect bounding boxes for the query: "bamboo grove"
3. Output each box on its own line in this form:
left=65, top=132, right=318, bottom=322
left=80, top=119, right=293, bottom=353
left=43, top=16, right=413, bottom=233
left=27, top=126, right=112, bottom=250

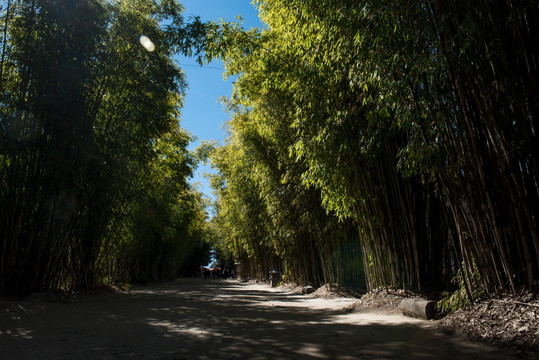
left=0, top=0, right=212, bottom=297
left=205, top=0, right=538, bottom=298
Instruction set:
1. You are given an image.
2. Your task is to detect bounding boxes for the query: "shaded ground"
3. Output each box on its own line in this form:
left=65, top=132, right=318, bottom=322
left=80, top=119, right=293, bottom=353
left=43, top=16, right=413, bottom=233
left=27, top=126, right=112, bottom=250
left=436, top=294, right=539, bottom=354
left=0, top=278, right=521, bottom=359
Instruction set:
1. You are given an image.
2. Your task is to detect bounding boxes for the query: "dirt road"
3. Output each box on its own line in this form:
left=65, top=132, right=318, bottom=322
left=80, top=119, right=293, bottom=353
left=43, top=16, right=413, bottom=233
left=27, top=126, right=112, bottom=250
left=0, top=278, right=516, bottom=359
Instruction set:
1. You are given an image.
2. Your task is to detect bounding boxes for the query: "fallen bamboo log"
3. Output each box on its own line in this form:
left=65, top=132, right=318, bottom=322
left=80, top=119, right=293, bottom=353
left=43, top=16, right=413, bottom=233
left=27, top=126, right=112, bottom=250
left=399, top=298, right=437, bottom=320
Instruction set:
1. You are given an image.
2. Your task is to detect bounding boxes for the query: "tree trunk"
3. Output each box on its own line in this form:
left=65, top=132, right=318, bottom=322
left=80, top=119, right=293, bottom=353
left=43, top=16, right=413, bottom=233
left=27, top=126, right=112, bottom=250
left=399, top=298, right=437, bottom=320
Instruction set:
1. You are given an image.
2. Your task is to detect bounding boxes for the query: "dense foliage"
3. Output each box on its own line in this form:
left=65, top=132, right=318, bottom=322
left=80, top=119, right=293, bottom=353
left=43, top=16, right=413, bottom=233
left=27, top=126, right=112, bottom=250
left=0, top=0, right=210, bottom=296
left=1, top=0, right=537, bottom=303
left=206, top=0, right=538, bottom=297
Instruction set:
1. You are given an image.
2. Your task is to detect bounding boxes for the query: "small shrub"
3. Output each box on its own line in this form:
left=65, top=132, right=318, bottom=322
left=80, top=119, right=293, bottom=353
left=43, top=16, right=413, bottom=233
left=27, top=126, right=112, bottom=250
left=437, top=261, right=484, bottom=312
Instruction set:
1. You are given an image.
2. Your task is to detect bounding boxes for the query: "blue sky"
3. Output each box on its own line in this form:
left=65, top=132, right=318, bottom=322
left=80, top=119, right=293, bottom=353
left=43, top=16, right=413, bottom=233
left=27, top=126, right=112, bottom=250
left=176, top=1, right=263, bottom=202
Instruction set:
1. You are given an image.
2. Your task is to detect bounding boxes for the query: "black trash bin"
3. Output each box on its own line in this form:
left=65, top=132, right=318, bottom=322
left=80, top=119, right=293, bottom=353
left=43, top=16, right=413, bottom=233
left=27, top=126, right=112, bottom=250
left=269, top=270, right=281, bottom=287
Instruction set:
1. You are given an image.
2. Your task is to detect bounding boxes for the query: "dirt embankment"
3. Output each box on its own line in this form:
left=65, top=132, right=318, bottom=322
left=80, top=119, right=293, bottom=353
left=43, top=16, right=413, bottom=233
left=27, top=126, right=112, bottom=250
left=436, top=294, right=539, bottom=355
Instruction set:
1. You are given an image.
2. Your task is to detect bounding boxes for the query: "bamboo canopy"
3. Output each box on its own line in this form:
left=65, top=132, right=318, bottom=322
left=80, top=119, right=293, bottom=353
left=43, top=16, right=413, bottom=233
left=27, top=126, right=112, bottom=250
left=206, top=0, right=538, bottom=298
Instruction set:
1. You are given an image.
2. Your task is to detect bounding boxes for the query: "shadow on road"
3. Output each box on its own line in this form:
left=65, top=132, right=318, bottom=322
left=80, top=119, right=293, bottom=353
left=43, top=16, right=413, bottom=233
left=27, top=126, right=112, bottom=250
left=0, top=278, right=517, bottom=360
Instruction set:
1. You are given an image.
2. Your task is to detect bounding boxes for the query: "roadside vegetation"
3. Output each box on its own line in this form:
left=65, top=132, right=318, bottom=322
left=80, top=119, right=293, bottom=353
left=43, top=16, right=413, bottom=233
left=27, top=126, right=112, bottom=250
left=203, top=0, right=538, bottom=306
left=0, top=0, right=211, bottom=297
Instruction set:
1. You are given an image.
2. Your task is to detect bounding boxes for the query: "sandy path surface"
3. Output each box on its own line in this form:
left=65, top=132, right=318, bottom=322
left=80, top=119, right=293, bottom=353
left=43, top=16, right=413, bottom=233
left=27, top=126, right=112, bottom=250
left=0, top=278, right=516, bottom=359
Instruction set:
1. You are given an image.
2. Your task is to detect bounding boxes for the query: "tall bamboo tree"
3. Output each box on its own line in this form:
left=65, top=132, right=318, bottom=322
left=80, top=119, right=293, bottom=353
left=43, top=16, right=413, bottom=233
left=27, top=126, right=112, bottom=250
left=0, top=0, right=210, bottom=296
left=203, top=0, right=537, bottom=296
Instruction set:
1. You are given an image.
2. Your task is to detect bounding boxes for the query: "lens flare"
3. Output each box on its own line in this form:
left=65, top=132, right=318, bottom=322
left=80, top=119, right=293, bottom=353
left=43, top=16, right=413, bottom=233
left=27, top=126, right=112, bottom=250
left=139, top=35, right=155, bottom=52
